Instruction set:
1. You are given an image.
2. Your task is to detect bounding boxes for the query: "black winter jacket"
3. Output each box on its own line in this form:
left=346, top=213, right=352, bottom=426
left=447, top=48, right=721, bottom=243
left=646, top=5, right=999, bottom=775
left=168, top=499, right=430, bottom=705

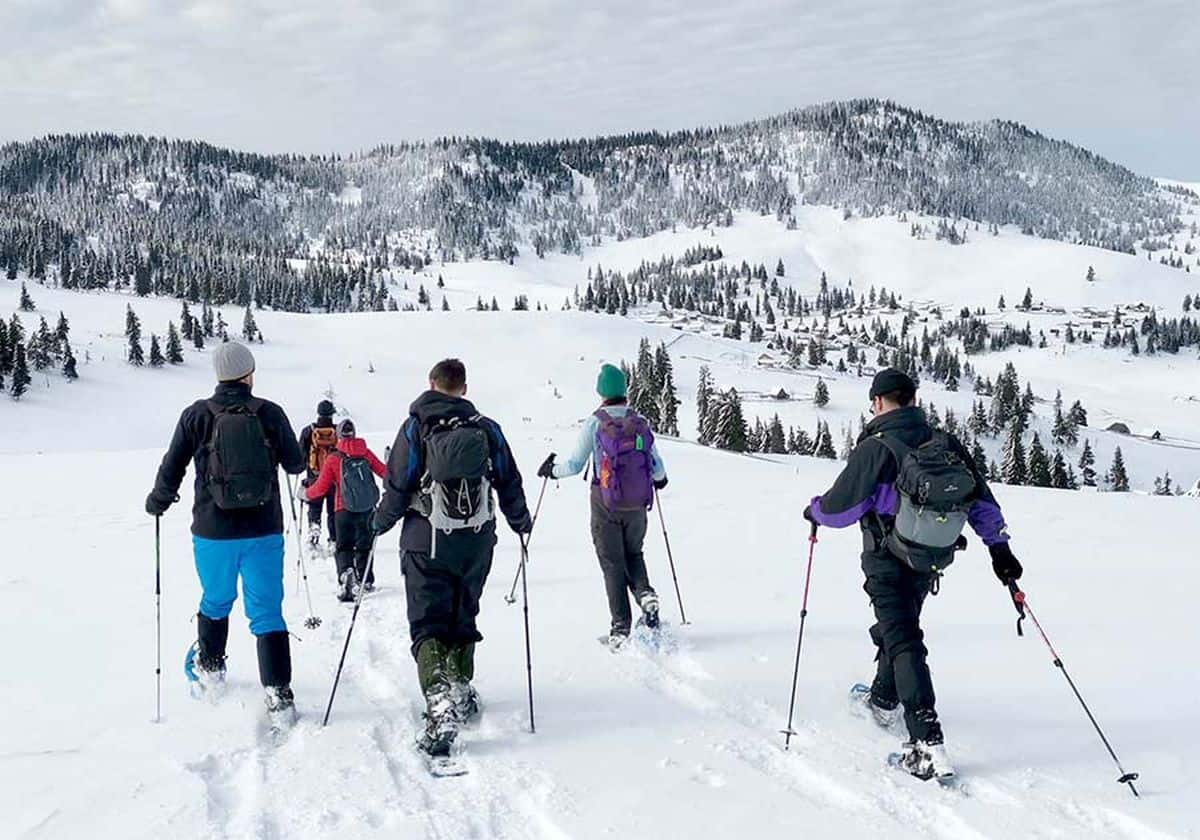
left=809, top=405, right=1009, bottom=546
left=148, top=382, right=306, bottom=539
left=375, top=390, right=531, bottom=551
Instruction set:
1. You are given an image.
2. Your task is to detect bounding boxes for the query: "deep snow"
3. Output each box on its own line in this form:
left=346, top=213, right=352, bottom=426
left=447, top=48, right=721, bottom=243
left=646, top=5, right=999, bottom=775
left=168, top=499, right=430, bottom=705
left=2, top=210, right=1198, bottom=839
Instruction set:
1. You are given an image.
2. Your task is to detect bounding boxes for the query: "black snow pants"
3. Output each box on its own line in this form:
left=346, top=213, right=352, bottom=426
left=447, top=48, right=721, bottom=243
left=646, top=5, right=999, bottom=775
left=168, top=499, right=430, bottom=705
left=861, top=530, right=939, bottom=742
left=334, top=510, right=375, bottom=586
left=401, top=524, right=496, bottom=657
left=590, top=489, right=656, bottom=635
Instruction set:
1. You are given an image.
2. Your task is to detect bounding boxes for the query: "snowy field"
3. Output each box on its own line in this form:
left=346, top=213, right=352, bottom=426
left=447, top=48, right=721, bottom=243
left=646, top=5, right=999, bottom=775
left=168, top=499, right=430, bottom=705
left=2, top=210, right=1199, bottom=839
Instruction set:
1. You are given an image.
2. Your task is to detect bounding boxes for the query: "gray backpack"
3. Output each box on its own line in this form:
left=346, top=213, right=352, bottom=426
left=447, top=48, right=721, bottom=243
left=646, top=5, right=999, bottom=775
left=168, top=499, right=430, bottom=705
left=875, top=431, right=976, bottom=574
left=423, top=415, right=494, bottom=538
left=339, top=456, right=380, bottom=514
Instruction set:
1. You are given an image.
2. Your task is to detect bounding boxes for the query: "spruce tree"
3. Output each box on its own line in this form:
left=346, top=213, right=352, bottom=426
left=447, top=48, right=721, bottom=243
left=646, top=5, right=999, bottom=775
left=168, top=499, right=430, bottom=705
left=18, top=282, right=35, bottom=312
left=765, top=414, right=787, bottom=454
left=970, top=438, right=989, bottom=476
left=813, top=378, right=829, bottom=407
left=62, top=343, right=78, bottom=380
left=1106, top=446, right=1130, bottom=492
left=28, top=317, right=53, bottom=370
left=55, top=311, right=70, bottom=346
left=11, top=344, right=31, bottom=398
left=242, top=307, right=258, bottom=342
left=814, top=421, right=837, bottom=459
left=0, top=319, right=9, bottom=376
left=655, top=344, right=680, bottom=436
left=1001, top=418, right=1027, bottom=485
left=166, top=322, right=184, bottom=364
left=193, top=327, right=205, bottom=350
left=1078, top=439, right=1097, bottom=487
left=1028, top=433, right=1052, bottom=487
left=696, top=365, right=713, bottom=443
left=1051, top=448, right=1070, bottom=489
left=126, top=306, right=145, bottom=366
left=149, top=334, right=165, bottom=367
left=180, top=302, right=194, bottom=340
left=711, top=389, right=748, bottom=452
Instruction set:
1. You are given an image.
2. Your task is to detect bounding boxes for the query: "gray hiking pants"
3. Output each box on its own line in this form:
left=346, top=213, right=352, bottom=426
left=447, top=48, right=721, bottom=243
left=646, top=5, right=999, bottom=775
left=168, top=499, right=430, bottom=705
left=590, top=489, right=655, bottom=635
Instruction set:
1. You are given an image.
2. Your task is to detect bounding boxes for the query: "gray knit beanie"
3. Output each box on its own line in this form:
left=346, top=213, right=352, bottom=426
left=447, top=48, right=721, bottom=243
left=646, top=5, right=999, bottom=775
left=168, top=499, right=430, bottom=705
left=212, top=341, right=256, bottom=382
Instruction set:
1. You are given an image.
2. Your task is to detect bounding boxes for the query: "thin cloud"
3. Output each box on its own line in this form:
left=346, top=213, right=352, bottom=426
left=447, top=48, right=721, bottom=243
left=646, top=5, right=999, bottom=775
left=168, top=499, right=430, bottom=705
left=0, top=0, right=1195, bottom=178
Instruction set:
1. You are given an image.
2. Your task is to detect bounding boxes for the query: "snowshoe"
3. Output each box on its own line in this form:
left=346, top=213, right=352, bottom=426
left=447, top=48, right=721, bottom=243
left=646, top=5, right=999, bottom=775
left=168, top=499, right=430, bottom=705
left=337, top=568, right=359, bottom=603
left=849, top=683, right=902, bottom=730
left=325, top=539, right=337, bottom=558
left=306, top=523, right=322, bottom=551
left=637, top=592, right=661, bottom=630
left=183, top=642, right=226, bottom=700
left=598, top=631, right=630, bottom=652
left=889, top=740, right=956, bottom=783
left=264, top=685, right=297, bottom=733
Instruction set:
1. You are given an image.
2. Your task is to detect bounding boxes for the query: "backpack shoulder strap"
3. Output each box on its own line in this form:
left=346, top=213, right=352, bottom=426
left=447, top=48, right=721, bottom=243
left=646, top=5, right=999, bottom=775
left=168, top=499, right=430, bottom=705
left=244, top=398, right=264, bottom=415
left=872, top=431, right=910, bottom=465
left=205, top=399, right=225, bottom=416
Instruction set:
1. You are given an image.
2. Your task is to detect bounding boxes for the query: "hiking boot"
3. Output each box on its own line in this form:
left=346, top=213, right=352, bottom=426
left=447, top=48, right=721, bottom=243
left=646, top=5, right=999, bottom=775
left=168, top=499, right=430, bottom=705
left=307, top=523, right=322, bottom=550
left=186, top=644, right=227, bottom=699
left=605, top=631, right=629, bottom=651
left=337, top=568, right=358, bottom=603
left=451, top=682, right=481, bottom=723
left=419, top=684, right=458, bottom=756
left=849, top=683, right=902, bottom=729
left=637, top=592, right=661, bottom=629
left=893, top=739, right=955, bottom=781
left=264, top=685, right=297, bottom=731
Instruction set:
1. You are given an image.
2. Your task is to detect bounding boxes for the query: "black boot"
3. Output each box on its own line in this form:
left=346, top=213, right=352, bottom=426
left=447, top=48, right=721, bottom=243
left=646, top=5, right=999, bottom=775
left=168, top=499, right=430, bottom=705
left=256, top=631, right=292, bottom=688
left=196, top=613, right=229, bottom=670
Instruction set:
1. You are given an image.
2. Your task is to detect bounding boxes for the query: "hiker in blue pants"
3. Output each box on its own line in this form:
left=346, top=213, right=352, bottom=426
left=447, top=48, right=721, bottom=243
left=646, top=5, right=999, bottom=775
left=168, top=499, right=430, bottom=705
left=146, top=342, right=306, bottom=725
left=538, top=364, right=668, bottom=648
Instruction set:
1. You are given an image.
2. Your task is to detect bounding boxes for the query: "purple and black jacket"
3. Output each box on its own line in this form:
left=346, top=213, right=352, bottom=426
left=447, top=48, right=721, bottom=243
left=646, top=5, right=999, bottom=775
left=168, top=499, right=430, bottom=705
left=808, top=405, right=1009, bottom=546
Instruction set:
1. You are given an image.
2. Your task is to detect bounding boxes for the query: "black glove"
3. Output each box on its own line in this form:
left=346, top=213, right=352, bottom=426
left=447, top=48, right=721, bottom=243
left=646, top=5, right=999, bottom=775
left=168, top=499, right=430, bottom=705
left=653, top=476, right=669, bottom=491
left=301, top=476, right=313, bottom=488
left=989, top=542, right=1023, bottom=584
left=511, top=512, right=534, bottom=535
left=145, top=492, right=173, bottom=516
left=536, top=454, right=556, bottom=480
left=369, top=511, right=394, bottom=536
left=802, top=504, right=815, bottom=523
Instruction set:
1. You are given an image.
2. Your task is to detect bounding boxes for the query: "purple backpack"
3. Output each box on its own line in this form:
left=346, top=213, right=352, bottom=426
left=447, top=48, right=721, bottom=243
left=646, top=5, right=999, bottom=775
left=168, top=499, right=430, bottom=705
left=593, top=409, right=655, bottom=511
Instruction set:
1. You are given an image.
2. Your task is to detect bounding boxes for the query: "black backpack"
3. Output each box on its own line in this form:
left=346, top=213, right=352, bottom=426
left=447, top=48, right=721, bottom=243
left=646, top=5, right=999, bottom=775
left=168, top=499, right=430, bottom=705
left=423, top=415, right=494, bottom=534
left=205, top=399, right=275, bottom=510
left=340, top=455, right=380, bottom=513
left=875, top=431, right=977, bottom=574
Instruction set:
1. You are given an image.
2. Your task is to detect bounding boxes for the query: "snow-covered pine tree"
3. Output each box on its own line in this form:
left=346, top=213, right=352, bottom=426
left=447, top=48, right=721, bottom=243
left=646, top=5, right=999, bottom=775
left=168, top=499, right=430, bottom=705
left=814, top=421, right=837, bottom=459
left=1106, top=446, right=1129, bottom=492
left=149, top=334, right=164, bottom=367
left=696, top=365, right=713, bottom=444
left=62, top=343, right=78, bottom=380
left=1028, top=433, right=1052, bottom=487
left=1078, top=439, right=1097, bottom=487
left=242, top=306, right=258, bottom=342
left=193, top=326, right=204, bottom=350
left=765, top=414, right=787, bottom=454
left=126, top=306, right=144, bottom=366
left=1050, top=448, right=1070, bottom=489
left=1001, top=418, right=1027, bottom=485
left=11, top=343, right=31, bottom=399
left=711, top=389, right=748, bottom=452
left=814, top=378, right=829, bottom=407
left=166, top=322, right=184, bottom=364
left=18, top=282, right=35, bottom=312
left=655, top=344, right=680, bottom=436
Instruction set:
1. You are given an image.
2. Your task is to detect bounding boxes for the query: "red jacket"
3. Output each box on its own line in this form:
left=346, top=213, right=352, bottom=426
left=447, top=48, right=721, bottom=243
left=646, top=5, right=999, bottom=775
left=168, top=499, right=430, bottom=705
left=305, top=437, right=387, bottom=513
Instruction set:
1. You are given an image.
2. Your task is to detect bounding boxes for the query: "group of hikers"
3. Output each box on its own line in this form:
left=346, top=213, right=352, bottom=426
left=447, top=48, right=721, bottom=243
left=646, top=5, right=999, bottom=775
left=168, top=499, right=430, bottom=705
left=145, top=341, right=1022, bottom=779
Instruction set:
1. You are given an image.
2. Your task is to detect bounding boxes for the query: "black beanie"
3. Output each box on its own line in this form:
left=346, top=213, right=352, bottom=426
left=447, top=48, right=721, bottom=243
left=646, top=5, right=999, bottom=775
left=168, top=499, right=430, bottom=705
left=869, top=367, right=917, bottom=399
left=337, top=419, right=356, bottom=439
left=317, top=400, right=335, bottom=418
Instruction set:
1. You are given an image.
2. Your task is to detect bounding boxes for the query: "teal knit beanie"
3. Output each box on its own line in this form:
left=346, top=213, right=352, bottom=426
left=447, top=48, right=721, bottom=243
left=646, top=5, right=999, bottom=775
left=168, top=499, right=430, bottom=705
left=596, top=364, right=627, bottom=400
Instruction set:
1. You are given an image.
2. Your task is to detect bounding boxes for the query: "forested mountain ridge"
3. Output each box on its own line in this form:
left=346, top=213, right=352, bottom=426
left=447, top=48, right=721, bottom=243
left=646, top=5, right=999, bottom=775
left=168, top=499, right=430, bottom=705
left=1, top=99, right=1193, bottom=312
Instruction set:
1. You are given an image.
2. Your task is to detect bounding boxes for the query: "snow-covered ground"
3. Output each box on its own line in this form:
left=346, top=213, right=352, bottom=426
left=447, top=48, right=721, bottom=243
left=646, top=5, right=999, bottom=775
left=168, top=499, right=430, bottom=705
left=2, top=208, right=1198, bottom=838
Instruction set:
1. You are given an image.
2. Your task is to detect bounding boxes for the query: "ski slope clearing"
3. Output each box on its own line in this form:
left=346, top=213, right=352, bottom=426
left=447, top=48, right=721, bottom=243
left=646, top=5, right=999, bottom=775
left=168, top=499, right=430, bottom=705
left=2, top=292, right=1197, bottom=839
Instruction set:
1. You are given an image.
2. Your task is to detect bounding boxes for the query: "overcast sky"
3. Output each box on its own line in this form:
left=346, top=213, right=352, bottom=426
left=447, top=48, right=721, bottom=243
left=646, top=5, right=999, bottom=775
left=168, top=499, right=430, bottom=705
left=2, top=0, right=1196, bottom=179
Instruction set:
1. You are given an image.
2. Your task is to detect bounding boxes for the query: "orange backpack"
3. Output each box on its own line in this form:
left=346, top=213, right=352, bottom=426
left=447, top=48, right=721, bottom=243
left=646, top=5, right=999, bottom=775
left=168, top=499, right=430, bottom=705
left=309, top=426, right=337, bottom=473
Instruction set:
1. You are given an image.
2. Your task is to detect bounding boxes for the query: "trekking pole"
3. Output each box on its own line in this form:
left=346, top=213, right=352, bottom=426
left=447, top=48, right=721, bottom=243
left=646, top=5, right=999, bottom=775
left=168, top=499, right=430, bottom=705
left=323, top=535, right=380, bottom=726
left=284, top=473, right=322, bottom=630
left=781, top=521, right=818, bottom=751
left=519, top=534, right=536, bottom=733
left=655, top=488, right=689, bottom=625
left=504, top=476, right=550, bottom=605
left=1006, top=581, right=1139, bottom=797
left=154, top=515, right=163, bottom=724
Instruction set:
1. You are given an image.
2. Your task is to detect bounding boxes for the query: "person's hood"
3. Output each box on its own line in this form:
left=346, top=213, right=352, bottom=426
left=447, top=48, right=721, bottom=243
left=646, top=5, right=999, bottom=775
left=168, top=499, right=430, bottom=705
left=409, top=390, right=479, bottom=424
left=859, top=405, right=928, bottom=444
left=336, top=437, right=368, bottom=457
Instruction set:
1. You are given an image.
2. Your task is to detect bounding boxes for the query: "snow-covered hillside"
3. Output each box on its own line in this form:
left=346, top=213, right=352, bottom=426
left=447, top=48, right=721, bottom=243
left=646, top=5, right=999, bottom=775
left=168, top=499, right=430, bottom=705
left=2, top=229, right=1197, bottom=837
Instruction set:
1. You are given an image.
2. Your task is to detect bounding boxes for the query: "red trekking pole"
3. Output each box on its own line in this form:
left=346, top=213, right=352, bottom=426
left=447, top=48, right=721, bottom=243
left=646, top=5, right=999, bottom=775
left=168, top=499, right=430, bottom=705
left=781, top=521, right=818, bottom=750
left=1007, top=581, right=1139, bottom=797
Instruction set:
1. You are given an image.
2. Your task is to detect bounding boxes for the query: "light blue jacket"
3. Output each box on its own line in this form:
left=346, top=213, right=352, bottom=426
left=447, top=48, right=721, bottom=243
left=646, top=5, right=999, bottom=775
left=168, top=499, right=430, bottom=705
left=552, top=406, right=667, bottom=482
